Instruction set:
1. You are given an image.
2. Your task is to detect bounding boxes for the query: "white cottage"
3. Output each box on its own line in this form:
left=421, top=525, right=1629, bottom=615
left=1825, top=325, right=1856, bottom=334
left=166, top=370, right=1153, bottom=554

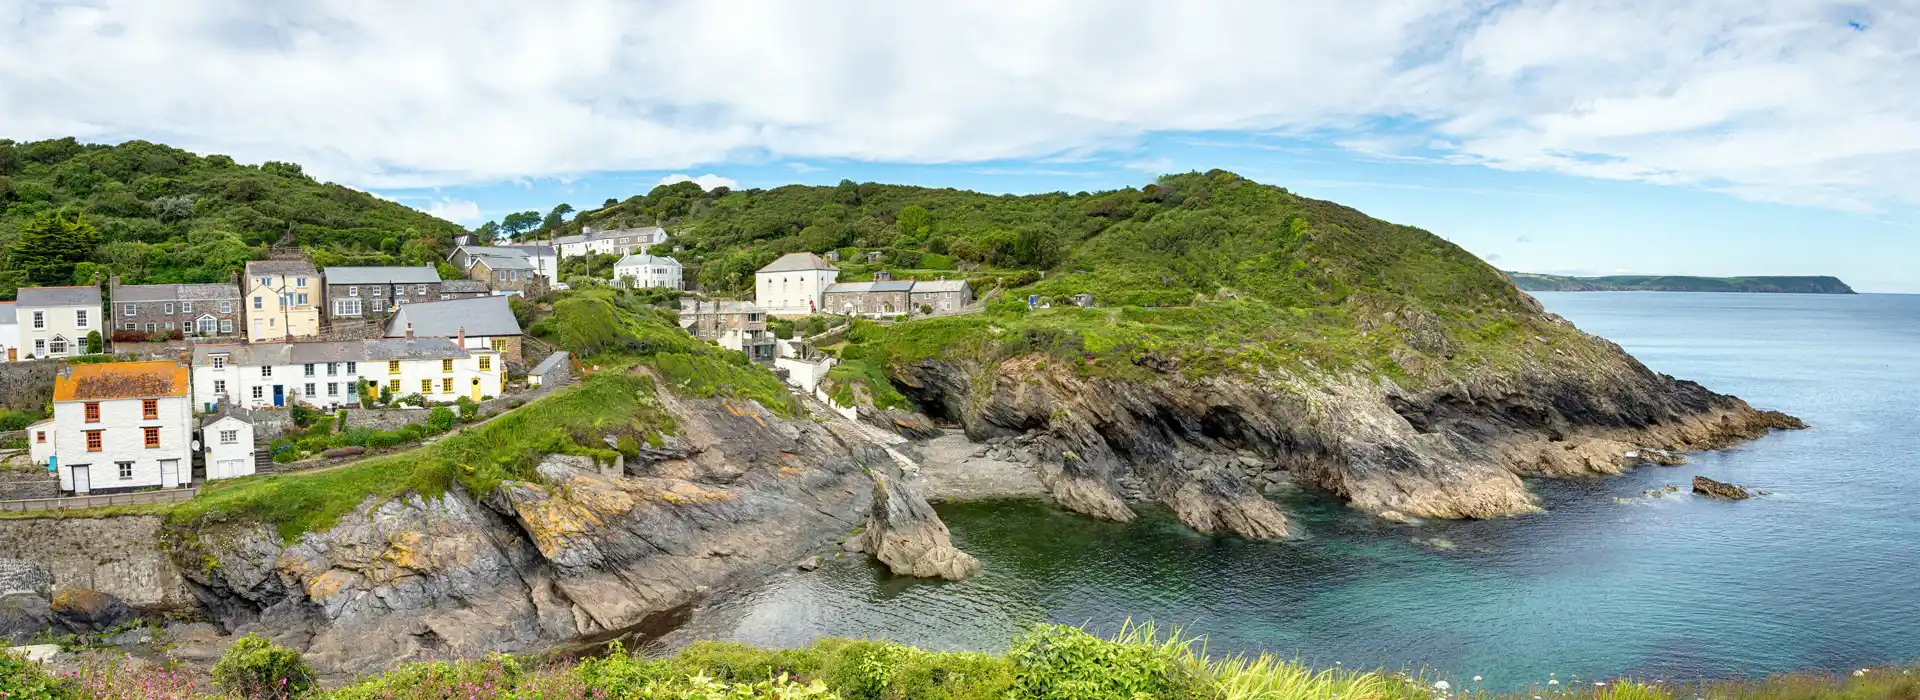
left=754, top=253, right=839, bottom=317
left=191, top=337, right=504, bottom=411
left=16, top=286, right=101, bottom=359
left=612, top=253, right=684, bottom=290
left=49, top=360, right=194, bottom=495
left=199, top=404, right=257, bottom=481
left=0, top=301, right=19, bottom=362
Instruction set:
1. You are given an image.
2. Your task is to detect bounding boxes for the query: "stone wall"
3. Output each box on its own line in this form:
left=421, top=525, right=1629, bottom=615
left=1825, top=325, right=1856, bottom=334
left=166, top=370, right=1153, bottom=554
left=0, top=360, right=58, bottom=412
left=0, top=516, right=195, bottom=608
left=0, top=474, right=58, bottom=501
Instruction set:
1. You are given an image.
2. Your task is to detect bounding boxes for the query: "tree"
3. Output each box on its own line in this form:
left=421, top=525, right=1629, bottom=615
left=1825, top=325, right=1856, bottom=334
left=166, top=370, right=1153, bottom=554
left=85, top=330, right=102, bottom=354
left=500, top=210, right=541, bottom=239
left=896, top=205, right=932, bottom=242
left=8, top=210, right=98, bottom=285
left=474, top=220, right=500, bottom=243
left=436, top=261, right=464, bottom=280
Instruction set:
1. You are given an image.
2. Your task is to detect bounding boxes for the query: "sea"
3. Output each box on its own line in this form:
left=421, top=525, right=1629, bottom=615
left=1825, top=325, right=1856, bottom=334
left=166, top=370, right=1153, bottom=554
left=660, top=292, right=1920, bottom=687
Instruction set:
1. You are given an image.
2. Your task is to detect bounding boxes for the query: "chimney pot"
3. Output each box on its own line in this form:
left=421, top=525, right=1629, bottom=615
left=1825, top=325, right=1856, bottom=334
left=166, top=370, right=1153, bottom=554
left=405, top=323, right=415, bottom=340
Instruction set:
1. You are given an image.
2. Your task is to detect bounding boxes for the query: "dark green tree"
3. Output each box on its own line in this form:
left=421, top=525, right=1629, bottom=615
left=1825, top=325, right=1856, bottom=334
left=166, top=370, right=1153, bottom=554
left=9, top=210, right=98, bottom=285
left=500, top=210, right=540, bottom=239
left=896, top=205, right=932, bottom=242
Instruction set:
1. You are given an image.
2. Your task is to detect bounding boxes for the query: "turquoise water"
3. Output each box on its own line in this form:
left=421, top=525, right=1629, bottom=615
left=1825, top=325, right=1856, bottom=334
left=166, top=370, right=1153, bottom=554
left=675, top=292, right=1920, bottom=686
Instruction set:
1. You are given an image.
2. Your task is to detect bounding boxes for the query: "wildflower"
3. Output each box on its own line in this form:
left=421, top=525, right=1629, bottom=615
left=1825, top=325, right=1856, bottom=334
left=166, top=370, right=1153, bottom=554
left=1435, top=680, right=1452, bottom=691
left=1853, top=669, right=1868, bottom=677
left=1548, top=679, right=1560, bottom=686
left=1596, top=682, right=1606, bottom=687
left=1473, top=676, right=1483, bottom=683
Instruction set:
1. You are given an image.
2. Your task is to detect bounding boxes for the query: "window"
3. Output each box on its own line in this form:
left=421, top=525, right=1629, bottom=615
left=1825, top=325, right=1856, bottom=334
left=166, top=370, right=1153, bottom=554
left=304, top=363, right=316, bottom=377
left=373, top=286, right=383, bottom=296
left=220, top=319, right=234, bottom=334
left=182, top=302, right=192, bottom=313
left=387, top=379, right=400, bottom=393
left=388, top=360, right=400, bottom=375
left=220, top=299, right=233, bottom=314
left=261, top=365, right=273, bottom=378
left=490, top=338, right=507, bottom=352
left=142, top=399, right=158, bottom=420
left=416, top=284, right=428, bottom=295
left=257, top=276, right=271, bottom=287
left=164, top=302, right=175, bottom=314
left=296, top=276, right=308, bottom=287
left=86, top=430, right=102, bottom=452
left=345, top=361, right=357, bottom=374
left=211, top=355, right=227, bottom=369
left=348, top=286, right=359, bottom=297
left=213, top=380, right=226, bottom=394
left=118, top=462, right=133, bottom=480
left=48, top=337, right=66, bottom=355
left=327, top=382, right=339, bottom=396
left=75, top=310, right=87, bottom=328
left=251, top=386, right=264, bottom=400
left=163, top=322, right=175, bottom=331
left=195, top=317, right=213, bottom=335
left=123, top=322, right=137, bottom=330
left=34, top=340, right=44, bottom=355
left=441, top=359, right=453, bottom=373
left=253, top=296, right=263, bottom=310
left=144, top=426, right=160, bottom=448
left=123, top=303, right=136, bottom=317
left=296, top=293, right=309, bottom=305
left=280, top=293, right=294, bottom=306
left=31, top=311, right=43, bottom=329
left=327, top=362, right=338, bottom=376
left=145, top=323, right=157, bottom=333
left=35, top=431, right=46, bottom=444
left=421, top=379, right=433, bottom=394
left=84, top=402, right=100, bottom=423
left=334, top=298, right=362, bottom=316
left=219, top=430, right=238, bottom=444
left=442, top=378, right=453, bottom=393
left=478, top=356, right=491, bottom=372
left=304, top=382, right=315, bottom=396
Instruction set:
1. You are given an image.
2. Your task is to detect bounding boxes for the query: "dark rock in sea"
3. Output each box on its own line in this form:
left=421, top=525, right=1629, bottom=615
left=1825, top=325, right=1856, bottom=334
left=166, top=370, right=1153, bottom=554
left=1692, top=476, right=1753, bottom=500
left=0, top=593, right=52, bottom=644
left=50, top=588, right=135, bottom=633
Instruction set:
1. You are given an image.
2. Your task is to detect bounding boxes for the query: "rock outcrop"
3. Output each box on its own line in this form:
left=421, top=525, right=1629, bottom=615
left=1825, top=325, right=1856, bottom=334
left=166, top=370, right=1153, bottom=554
left=849, top=470, right=981, bottom=580
left=1692, top=476, right=1754, bottom=500
left=50, top=588, right=135, bottom=633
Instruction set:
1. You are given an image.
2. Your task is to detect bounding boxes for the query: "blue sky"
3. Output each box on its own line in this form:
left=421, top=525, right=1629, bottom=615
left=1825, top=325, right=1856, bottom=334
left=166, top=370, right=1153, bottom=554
left=7, top=0, right=1917, bottom=291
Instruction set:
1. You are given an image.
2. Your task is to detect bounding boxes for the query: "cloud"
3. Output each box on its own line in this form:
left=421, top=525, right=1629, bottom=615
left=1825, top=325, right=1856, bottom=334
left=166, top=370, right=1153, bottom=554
left=421, top=198, right=481, bottom=224
left=1124, top=157, right=1175, bottom=175
left=786, top=162, right=823, bottom=173
left=3, top=1, right=1916, bottom=211
left=657, top=173, right=739, bottom=191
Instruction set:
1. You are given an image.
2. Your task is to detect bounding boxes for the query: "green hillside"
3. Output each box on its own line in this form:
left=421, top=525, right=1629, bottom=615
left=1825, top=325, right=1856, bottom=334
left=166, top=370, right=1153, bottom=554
left=1507, top=271, right=1855, bottom=294
left=0, top=137, right=466, bottom=299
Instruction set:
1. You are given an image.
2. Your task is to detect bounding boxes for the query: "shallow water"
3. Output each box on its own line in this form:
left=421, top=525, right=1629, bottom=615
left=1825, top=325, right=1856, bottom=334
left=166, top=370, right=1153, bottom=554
left=666, top=292, right=1920, bottom=687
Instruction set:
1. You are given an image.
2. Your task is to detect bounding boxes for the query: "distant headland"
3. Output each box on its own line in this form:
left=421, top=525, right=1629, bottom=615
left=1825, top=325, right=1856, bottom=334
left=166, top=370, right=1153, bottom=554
left=1507, top=272, right=1856, bottom=294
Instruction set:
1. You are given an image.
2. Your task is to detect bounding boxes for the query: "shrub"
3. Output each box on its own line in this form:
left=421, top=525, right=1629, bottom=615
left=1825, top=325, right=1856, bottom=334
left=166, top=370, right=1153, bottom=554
left=1005, top=623, right=1212, bottom=700
left=426, top=405, right=455, bottom=433
left=456, top=396, right=479, bottom=421
left=211, top=634, right=315, bottom=699
left=290, top=404, right=321, bottom=428
left=84, top=330, right=103, bottom=354
left=334, top=409, right=349, bottom=432
left=0, top=649, right=81, bottom=698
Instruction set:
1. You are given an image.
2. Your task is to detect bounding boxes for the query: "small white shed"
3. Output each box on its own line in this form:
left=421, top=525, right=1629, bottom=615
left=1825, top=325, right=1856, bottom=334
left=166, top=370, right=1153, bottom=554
left=200, top=406, right=256, bottom=481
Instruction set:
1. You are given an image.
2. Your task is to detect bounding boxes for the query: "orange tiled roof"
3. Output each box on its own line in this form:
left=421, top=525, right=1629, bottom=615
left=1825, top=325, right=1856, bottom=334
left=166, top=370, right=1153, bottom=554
left=53, top=361, right=190, bottom=402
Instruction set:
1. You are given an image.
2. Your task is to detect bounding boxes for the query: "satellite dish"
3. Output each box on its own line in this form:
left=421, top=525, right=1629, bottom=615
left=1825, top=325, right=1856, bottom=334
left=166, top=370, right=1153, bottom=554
left=193, top=439, right=204, bottom=452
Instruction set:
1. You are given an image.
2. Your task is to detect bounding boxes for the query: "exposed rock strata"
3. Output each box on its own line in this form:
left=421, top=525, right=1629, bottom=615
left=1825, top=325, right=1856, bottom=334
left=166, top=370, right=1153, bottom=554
left=1692, top=476, right=1754, bottom=500
left=850, top=470, right=980, bottom=580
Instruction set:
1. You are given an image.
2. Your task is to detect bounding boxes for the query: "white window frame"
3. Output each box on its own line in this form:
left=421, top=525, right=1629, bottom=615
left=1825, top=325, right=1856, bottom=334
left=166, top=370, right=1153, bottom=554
left=251, top=386, right=263, bottom=400
left=213, top=379, right=226, bottom=394
left=164, top=302, right=174, bottom=314
left=182, top=301, right=192, bottom=313
left=211, top=355, right=227, bottom=369
left=261, top=365, right=273, bottom=378
left=123, top=303, right=136, bottom=317
left=219, top=430, right=238, bottom=445
left=75, top=309, right=87, bottom=328
left=220, top=299, right=232, bottom=314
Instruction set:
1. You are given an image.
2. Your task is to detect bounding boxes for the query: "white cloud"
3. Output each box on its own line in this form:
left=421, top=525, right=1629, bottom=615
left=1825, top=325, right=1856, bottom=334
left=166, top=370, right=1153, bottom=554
left=657, top=173, right=739, bottom=191
left=3, top=1, right=1916, bottom=211
left=421, top=198, right=481, bottom=225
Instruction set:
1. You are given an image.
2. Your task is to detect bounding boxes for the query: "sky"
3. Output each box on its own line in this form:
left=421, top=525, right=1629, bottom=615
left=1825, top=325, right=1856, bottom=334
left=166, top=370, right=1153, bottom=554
left=3, top=1, right=1916, bottom=292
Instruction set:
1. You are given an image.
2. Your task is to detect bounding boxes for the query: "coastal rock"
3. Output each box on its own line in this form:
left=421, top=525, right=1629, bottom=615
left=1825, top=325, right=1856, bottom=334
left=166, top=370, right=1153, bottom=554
left=1692, top=476, right=1754, bottom=500
left=0, top=594, right=52, bottom=644
left=856, top=470, right=981, bottom=580
left=49, top=588, right=135, bottom=633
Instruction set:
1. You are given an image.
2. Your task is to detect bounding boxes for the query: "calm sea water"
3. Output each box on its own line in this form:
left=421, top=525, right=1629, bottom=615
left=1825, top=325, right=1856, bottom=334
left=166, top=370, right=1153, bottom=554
left=666, top=292, right=1920, bottom=686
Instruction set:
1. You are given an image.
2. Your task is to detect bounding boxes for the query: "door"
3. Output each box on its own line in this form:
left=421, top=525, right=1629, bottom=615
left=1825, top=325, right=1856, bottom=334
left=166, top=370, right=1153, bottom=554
left=471, top=378, right=482, bottom=401
left=272, top=385, right=285, bottom=407
left=216, top=459, right=246, bottom=480
left=160, top=460, right=180, bottom=488
left=71, top=464, right=90, bottom=495
left=5, top=348, right=13, bottom=361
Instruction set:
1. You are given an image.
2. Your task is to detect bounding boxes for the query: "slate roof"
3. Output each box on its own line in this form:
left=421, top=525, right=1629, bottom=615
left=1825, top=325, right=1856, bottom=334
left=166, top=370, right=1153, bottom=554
left=193, top=343, right=293, bottom=367
left=112, top=283, right=241, bottom=302
left=679, top=299, right=762, bottom=315
left=613, top=253, right=682, bottom=269
left=53, top=361, right=189, bottom=401
left=194, top=339, right=471, bottom=366
left=323, top=266, right=440, bottom=285
left=496, top=244, right=556, bottom=257
left=474, top=255, right=533, bottom=270
left=245, top=260, right=318, bottom=275
left=16, top=286, right=101, bottom=308
left=364, top=337, right=469, bottom=361
left=385, top=296, right=521, bottom=338
left=528, top=351, right=570, bottom=376
left=910, top=280, right=971, bottom=293
left=202, top=402, right=255, bottom=426
left=758, top=252, right=839, bottom=273
left=440, top=280, right=491, bottom=294
left=287, top=341, right=367, bottom=365
left=825, top=281, right=915, bottom=294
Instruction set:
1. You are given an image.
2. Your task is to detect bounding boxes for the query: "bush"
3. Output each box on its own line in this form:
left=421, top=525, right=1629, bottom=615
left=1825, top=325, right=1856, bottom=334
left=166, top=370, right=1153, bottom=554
left=0, top=408, right=47, bottom=432
left=426, top=405, right=456, bottom=433
left=211, top=634, right=315, bottom=699
left=456, top=396, right=479, bottom=421
left=335, top=409, right=349, bottom=433
left=0, top=649, right=81, bottom=698
left=290, top=404, right=321, bottom=428
left=1006, top=624, right=1212, bottom=700
left=84, top=330, right=103, bottom=354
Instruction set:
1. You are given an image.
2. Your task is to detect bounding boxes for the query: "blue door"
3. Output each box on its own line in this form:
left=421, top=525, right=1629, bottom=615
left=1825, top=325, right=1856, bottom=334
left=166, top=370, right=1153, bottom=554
left=272, top=385, right=285, bottom=407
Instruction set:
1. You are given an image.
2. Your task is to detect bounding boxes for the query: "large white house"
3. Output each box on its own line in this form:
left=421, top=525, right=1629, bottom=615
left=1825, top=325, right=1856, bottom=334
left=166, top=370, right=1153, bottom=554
left=0, top=301, right=19, bottom=362
left=243, top=260, right=322, bottom=341
left=199, top=404, right=257, bottom=481
left=384, top=295, right=524, bottom=364
left=554, top=226, right=668, bottom=259
left=16, top=286, right=101, bottom=359
left=47, top=361, right=194, bottom=495
left=190, top=336, right=504, bottom=411
left=612, top=253, right=684, bottom=290
left=754, top=253, right=840, bottom=317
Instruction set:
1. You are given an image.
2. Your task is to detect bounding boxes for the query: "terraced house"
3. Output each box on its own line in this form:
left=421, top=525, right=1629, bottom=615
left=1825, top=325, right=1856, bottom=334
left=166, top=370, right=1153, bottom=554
left=322, top=266, right=441, bottom=323
left=242, top=259, right=321, bottom=341
left=190, top=335, right=504, bottom=411
left=108, top=275, right=242, bottom=338
left=15, top=286, right=101, bottom=359
left=43, top=361, right=194, bottom=495
left=383, top=295, right=524, bottom=365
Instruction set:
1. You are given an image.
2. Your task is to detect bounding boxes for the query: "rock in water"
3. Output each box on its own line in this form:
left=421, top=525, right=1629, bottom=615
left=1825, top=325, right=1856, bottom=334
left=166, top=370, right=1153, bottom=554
left=50, top=588, right=135, bottom=633
left=857, top=471, right=981, bottom=580
left=1692, top=476, right=1753, bottom=500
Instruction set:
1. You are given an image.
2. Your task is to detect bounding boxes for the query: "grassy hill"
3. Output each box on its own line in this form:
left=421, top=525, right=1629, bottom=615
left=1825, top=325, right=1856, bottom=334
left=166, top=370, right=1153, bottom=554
left=0, top=137, right=466, bottom=299
left=1507, top=271, right=1855, bottom=294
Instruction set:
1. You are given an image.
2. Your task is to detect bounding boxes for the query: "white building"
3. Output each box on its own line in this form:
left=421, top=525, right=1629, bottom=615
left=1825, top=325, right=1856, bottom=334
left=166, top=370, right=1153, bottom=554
left=15, top=286, right=101, bottom=359
left=754, top=253, right=840, bottom=317
left=0, top=301, right=19, bottom=362
left=243, top=260, right=322, bottom=341
left=199, top=404, right=257, bottom=481
left=554, top=226, right=668, bottom=259
left=494, top=244, right=559, bottom=283
left=27, top=417, right=54, bottom=468
left=384, top=295, right=524, bottom=364
left=48, top=360, right=194, bottom=495
left=612, top=253, right=684, bottom=290
left=190, top=336, right=504, bottom=411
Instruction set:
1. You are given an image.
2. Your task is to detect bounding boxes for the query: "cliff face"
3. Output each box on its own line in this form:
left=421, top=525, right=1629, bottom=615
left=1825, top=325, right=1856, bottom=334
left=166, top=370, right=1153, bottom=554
left=890, top=312, right=1800, bottom=539
left=159, top=392, right=911, bottom=674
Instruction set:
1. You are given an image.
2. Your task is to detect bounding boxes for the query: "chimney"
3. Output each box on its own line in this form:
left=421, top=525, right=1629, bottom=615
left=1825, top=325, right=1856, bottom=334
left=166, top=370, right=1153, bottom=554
left=405, top=323, right=415, bottom=340
left=456, top=326, right=465, bottom=348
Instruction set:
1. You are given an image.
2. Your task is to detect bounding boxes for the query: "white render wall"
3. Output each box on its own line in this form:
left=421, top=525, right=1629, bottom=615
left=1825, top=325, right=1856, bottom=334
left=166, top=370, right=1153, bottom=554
left=0, top=318, right=17, bottom=362
left=19, top=303, right=96, bottom=359
left=202, top=416, right=256, bottom=481
left=613, top=261, right=683, bottom=290
left=193, top=353, right=504, bottom=410
left=28, top=422, right=55, bottom=467
left=755, top=269, right=838, bottom=316
left=53, top=395, right=192, bottom=493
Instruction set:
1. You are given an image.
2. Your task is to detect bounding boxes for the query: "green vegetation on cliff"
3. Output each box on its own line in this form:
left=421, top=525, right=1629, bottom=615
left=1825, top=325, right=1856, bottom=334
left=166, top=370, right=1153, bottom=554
left=1507, top=272, right=1856, bottom=294
left=0, top=137, right=465, bottom=298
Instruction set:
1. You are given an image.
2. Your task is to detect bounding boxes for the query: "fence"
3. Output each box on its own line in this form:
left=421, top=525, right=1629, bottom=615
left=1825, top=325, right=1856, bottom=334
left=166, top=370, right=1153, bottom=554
left=0, top=488, right=198, bottom=513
